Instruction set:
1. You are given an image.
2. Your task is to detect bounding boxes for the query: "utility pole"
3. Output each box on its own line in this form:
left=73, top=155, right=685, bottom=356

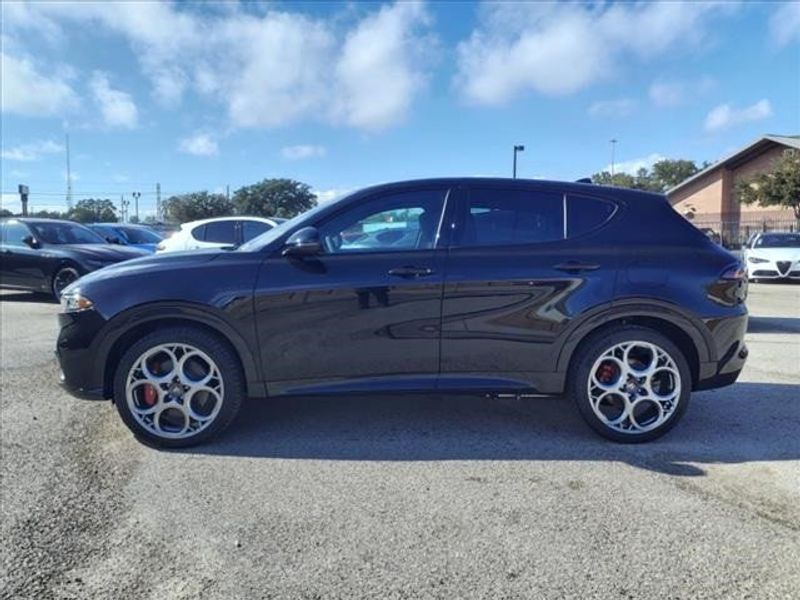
left=65, top=133, right=73, bottom=211
left=226, top=184, right=230, bottom=201
left=18, top=184, right=29, bottom=216
left=120, top=194, right=129, bottom=222
left=610, top=139, right=618, bottom=178
left=512, top=145, right=525, bottom=179
left=132, top=191, right=141, bottom=222
left=156, top=183, right=161, bottom=221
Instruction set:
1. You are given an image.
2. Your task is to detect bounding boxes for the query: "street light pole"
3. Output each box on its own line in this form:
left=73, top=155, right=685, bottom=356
left=610, top=139, right=618, bottom=178
left=132, top=191, right=141, bottom=222
left=513, top=145, right=525, bottom=179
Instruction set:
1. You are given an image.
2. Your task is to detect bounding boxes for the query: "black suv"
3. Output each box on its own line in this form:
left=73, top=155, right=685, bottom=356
left=56, top=179, right=748, bottom=447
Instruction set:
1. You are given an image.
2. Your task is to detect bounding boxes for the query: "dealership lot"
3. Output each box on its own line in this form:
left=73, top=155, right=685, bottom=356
left=1, top=285, right=798, bottom=599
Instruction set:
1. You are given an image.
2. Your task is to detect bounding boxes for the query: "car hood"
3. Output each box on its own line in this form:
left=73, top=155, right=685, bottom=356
left=47, top=243, right=150, bottom=262
left=67, top=249, right=224, bottom=289
left=747, top=248, right=800, bottom=261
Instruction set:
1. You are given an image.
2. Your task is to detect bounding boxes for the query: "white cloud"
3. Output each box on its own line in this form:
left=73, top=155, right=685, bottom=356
left=704, top=99, right=772, bottom=132
left=606, top=153, right=666, bottom=175
left=0, top=52, right=78, bottom=116
left=770, top=2, right=800, bottom=46
left=281, top=145, right=327, bottom=160
left=649, top=77, right=714, bottom=107
left=312, top=188, right=354, bottom=203
left=455, top=2, right=733, bottom=105
left=332, top=2, right=433, bottom=130
left=3, top=2, right=434, bottom=132
left=178, top=133, right=219, bottom=157
left=1, top=140, right=64, bottom=161
left=588, top=98, right=637, bottom=118
left=89, top=72, right=138, bottom=129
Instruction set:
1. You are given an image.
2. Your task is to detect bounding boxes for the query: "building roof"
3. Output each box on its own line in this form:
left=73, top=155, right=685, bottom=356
left=667, top=134, right=800, bottom=197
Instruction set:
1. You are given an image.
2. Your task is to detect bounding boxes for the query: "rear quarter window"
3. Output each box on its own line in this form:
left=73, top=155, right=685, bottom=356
left=566, top=195, right=617, bottom=238
left=191, top=224, right=207, bottom=241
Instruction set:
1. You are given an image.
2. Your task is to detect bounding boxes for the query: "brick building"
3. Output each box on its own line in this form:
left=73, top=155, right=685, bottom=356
left=667, top=134, right=799, bottom=245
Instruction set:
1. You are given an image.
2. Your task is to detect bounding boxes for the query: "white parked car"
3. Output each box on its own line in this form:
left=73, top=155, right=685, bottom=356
left=156, top=216, right=285, bottom=253
left=744, top=232, right=800, bottom=282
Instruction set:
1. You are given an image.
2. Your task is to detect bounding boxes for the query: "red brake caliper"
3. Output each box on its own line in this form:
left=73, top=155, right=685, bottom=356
left=143, top=384, right=157, bottom=407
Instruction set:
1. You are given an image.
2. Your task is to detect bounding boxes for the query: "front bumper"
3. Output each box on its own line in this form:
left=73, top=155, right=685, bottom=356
left=747, top=260, right=800, bottom=280
left=56, top=309, right=109, bottom=400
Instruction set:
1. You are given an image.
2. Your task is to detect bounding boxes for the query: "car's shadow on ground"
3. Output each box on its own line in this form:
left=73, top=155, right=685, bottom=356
left=0, top=291, right=57, bottom=304
left=748, top=316, right=800, bottom=333
left=187, top=382, right=800, bottom=476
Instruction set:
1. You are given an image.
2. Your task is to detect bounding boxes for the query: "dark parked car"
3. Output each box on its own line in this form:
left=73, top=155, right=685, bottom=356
left=88, top=222, right=164, bottom=254
left=56, top=178, right=748, bottom=447
left=1, top=218, right=148, bottom=298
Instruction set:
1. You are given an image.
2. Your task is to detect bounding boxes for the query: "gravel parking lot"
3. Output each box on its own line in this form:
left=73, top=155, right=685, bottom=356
left=1, top=284, right=798, bottom=599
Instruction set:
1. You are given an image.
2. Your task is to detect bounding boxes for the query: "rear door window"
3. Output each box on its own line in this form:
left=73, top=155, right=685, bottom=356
left=456, top=188, right=564, bottom=247
left=566, top=195, right=617, bottom=238
left=203, top=221, right=237, bottom=244
left=242, top=220, right=272, bottom=242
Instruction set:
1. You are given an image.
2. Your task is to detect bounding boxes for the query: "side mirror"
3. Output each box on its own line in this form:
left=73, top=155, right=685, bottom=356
left=282, top=226, right=322, bottom=257
left=22, top=235, right=41, bottom=249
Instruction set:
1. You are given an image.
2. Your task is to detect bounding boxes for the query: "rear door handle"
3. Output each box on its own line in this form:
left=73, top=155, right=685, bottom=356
left=388, top=266, right=434, bottom=278
left=554, top=261, right=600, bottom=272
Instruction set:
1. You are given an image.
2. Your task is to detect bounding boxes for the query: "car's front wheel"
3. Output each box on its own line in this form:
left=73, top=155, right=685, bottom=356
left=52, top=265, right=81, bottom=299
left=569, top=326, right=691, bottom=443
left=113, top=327, right=244, bottom=448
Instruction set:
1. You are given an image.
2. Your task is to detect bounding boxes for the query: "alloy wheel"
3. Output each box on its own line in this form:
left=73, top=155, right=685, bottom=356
left=587, top=340, right=681, bottom=434
left=125, top=343, right=224, bottom=439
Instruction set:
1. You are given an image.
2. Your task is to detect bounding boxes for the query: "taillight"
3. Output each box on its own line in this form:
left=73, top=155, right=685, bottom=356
left=720, top=264, right=746, bottom=281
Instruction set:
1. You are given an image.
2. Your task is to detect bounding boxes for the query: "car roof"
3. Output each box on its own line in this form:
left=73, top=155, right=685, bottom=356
left=181, top=216, right=280, bottom=227
left=1, top=217, right=85, bottom=225
left=344, top=177, right=667, bottom=203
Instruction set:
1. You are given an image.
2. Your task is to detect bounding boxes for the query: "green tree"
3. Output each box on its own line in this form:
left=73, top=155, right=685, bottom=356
left=29, top=209, right=66, bottom=219
left=162, top=191, right=233, bottom=223
left=0, top=208, right=13, bottom=218
left=233, top=178, right=317, bottom=219
left=67, top=198, right=118, bottom=223
left=651, top=159, right=701, bottom=190
left=737, top=152, right=800, bottom=219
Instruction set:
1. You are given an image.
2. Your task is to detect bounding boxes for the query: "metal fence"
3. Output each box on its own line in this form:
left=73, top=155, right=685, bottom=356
left=687, top=216, right=798, bottom=248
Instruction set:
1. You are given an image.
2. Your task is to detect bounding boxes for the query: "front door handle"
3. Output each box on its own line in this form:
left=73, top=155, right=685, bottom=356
left=554, top=261, right=600, bottom=272
left=388, top=266, right=434, bottom=278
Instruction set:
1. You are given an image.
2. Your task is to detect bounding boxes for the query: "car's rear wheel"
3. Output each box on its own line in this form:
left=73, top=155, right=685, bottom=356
left=52, top=265, right=81, bottom=298
left=113, top=327, right=244, bottom=448
left=568, top=326, right=691, bottom=443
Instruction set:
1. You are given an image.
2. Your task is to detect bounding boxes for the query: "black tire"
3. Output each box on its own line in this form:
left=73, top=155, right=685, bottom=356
left=113, top=326, right=245, bottom=448
left=568, top=325, right=691, bottom=443
left=52, top=264, right=81, bottom=299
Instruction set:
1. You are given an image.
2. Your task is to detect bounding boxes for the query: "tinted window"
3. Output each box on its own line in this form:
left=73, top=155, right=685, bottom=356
left=118, top=226, right=162, bottom=244
left=754, top=234, right=800, bottom=248
left=191, top=224, right=207, bottom=241
left=242, top=220, right=271, bottom=242
left=318, top=189, right=446, bottom=254
left=458, top=188, right=564, bottom=246
left=203, top=221, right=237, bottom=244
left=3, top=222, right=31, bottom=246
left=28, top=221, right=106, bottom=244
left=566, top=195, right=617, bottom=238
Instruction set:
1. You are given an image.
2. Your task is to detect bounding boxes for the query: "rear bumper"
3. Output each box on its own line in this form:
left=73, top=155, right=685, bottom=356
left=695, top=312, right=748, bottom=391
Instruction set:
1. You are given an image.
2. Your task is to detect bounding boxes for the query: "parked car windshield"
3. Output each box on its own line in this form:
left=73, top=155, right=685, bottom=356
left=754, top=233, right=800, bottom=248
left=29, top=221, right=107, bottom=245
left=116, top=226, right=162, bottom=244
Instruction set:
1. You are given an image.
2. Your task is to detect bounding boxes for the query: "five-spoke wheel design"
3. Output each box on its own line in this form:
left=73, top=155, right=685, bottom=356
left=125, top=343, right=224, bottom=439
left=587, top=340, right=681, bottom=435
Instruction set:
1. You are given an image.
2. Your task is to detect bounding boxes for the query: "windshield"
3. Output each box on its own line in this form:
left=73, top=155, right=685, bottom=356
left=117, top=226, right=162, bottom=244
left=237, top=202, right=334, bottom=251
left=30, top=221, right=107, bottom=245
left=754, top=234, right=800, bottom=248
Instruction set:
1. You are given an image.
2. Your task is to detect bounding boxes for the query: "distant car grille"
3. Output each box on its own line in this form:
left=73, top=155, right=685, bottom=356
left=752, top=270, right=779, bottom=277
left=776, top=261, right=792, bottom=275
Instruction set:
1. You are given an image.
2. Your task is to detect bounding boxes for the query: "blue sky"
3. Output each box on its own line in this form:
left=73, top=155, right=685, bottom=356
left=2, top=1, right=799, bottom=217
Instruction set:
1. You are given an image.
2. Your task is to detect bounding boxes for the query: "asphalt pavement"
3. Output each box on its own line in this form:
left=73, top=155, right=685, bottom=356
left=1, top=284, right=799, bottom=599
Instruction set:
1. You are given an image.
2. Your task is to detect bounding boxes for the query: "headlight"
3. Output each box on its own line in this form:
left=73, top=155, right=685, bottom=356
left=747, top=256, right=769, bottom=264
left=61, top=291, right=94, bottom=313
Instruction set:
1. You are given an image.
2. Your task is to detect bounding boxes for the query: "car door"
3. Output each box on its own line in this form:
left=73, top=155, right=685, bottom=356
left=0, top=221, right=49, bottom=291
left=439, top=184, right=619, bottom=392
left=253, top=187, right=450, bottom=394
